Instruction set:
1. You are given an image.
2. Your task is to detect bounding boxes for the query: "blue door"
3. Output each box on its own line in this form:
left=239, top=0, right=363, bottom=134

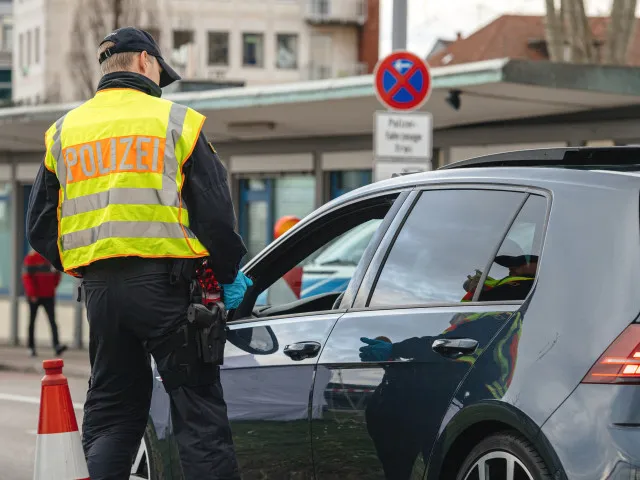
left=238, top=179, right=274, bottom=261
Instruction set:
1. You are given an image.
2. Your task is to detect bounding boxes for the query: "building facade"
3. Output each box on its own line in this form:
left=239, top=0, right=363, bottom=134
left=0, top=0, right=11, bottom=106
left=11, top=0, right=379, bottom=105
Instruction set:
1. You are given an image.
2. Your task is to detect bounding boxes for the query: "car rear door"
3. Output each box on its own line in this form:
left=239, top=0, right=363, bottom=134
left=311, top=186, right=536, bottom=480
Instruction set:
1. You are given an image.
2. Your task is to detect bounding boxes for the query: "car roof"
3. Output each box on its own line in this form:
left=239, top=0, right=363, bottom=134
left=315, top=147, right=640, bottom=216
left=247, top=147, right=640, bottom=271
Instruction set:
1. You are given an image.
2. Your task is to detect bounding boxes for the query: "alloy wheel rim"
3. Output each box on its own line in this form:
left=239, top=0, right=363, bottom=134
left=130, top=438, right=149, bottom=479
left=463, top=451, right=535, bottom=480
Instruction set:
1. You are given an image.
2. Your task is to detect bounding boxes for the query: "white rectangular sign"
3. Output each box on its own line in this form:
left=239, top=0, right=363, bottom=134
left=374, top=111, right=433, bottom=160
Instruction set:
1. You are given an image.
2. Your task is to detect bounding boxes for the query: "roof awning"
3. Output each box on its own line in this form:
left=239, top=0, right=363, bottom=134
left=2, top=58, right=640, bottom=153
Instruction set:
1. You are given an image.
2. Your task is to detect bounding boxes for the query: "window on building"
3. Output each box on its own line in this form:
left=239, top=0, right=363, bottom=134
left=173, top=30, right=194, bottom=49
left=242, top=33, right=264, bottom=67
left=34, top=27, right=39, bottom=64
left=208, top=31, right=229, bottom=65
left=26, top=30, right=31, bottom=66
left=172, top=30, right=194, bottom=68
left=276, top=34, right=298, bottom=69
left=310, top=0, right=330, bottom=15
left=369, top=189, right=528, bottom=307
left=2, top=23, right=12, bottom=51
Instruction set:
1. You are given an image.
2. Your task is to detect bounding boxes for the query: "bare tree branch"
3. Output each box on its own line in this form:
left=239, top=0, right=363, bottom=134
left=606, top=0, right=638, bottom=64
left=66, top=0, right=162, bottom=101
left=563, top=0, right=595, bottom=63
left=545, top=0, right=564, bottom=61
left=546, top=0, right=636, bottom=65
left=68, top=1, right=95, bottom=100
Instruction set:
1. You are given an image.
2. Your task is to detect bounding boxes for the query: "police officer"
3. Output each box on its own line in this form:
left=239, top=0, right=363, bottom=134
left=26, top=27, right=251, bottom=480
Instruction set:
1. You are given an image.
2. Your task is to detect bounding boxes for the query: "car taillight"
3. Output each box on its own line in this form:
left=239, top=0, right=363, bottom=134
left=582, top=324, right=640, bottom=385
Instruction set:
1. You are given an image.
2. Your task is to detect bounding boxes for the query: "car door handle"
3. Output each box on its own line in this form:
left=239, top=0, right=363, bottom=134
left=283, top=341, right=322, bottom=361
left=432, top=338, right=479, bottom=358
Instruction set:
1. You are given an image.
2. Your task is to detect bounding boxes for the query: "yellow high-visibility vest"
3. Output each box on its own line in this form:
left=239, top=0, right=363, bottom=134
left=43, top=88, right=209, bottom=274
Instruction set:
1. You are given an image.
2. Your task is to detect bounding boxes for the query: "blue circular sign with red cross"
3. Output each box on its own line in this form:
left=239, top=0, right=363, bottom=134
left=374, top=51, right=432, bottom=111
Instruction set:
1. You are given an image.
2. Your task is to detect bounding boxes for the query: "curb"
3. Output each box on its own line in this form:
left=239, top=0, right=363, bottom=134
left=0, top=361, right=89, bottom=379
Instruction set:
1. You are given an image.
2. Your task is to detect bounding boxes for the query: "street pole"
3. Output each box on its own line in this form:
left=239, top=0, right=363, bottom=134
left=9, top=160, right=20, bottom=346
left=392, top=0, right=408, bottom=51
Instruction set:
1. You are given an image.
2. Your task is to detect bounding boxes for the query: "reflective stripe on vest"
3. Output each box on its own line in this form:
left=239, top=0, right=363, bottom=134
left=44, top=89, right=209, bottom=272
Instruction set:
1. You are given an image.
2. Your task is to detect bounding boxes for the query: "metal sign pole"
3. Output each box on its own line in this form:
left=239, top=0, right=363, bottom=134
left=392, top=0, right=408, bottom=51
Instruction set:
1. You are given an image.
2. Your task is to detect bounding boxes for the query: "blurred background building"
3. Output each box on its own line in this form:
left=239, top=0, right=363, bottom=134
left=11, top=0, right=379, bottom=104
left=0, top=0, right=10, bottom=107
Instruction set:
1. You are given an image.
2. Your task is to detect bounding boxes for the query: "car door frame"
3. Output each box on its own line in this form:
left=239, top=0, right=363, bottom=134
left=351, top=182, right=550, bottom=310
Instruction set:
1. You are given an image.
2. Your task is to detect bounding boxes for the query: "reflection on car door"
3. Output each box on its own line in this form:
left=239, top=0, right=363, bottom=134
left=311, top=188, right=535, bottom=480
left=221, top=314, right=340, bottom=479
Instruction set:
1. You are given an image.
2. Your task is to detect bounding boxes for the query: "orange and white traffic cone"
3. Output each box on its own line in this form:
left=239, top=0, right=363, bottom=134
left=33, top=359, right=89, bottom=480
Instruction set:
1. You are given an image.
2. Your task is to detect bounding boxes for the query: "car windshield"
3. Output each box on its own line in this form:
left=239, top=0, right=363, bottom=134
left=302, top=219, right=383, bottom=268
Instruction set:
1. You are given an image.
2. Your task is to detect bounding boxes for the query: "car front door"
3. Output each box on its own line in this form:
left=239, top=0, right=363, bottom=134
left=311, top=187, right=538, bottom=480
left=221, top=189, right=411, bottom=479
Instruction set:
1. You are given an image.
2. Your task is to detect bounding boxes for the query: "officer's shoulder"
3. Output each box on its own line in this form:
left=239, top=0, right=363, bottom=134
left=47, top=100, right=89, bottom=133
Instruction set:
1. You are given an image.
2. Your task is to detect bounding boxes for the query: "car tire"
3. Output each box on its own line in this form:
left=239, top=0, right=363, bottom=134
left=455, top=432, right=552, bottom=480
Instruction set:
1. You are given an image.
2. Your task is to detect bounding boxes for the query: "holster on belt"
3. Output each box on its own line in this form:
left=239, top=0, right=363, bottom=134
left=187, top=301, right=227, bottom=366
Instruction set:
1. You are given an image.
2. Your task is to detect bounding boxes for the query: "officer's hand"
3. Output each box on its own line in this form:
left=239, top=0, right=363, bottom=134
left=359, top=337, right=393, bottom=362
left=463, top=270, right=482, bottom=292
left=221, top=272, right=253, bottom=310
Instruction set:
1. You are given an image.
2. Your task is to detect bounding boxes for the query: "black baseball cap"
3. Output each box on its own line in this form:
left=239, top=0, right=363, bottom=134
left=495, top=254, right=539, bottom=268
left=98, top=27, right=181, bottom=88
left=494, top=239, right=539, bottom=268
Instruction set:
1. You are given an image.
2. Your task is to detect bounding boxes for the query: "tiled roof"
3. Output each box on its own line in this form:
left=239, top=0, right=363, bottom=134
left=428, top=14, right=640, bottom=67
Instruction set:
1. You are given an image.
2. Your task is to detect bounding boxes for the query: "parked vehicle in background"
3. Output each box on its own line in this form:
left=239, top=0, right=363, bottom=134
left=134, top=147, right=640, bottom=480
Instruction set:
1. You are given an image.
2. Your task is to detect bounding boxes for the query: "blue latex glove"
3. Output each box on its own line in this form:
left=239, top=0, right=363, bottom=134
left=359, top=337, right=392, bottom=362
left=221, top=271, right=253, bottom=310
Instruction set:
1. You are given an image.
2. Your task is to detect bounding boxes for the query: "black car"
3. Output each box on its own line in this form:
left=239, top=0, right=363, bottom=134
left=131, top=147, right=640, bottom=480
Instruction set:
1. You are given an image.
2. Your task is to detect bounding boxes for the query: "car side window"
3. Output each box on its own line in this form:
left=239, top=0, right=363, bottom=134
left=477, top=194, right=547, bottom=302
left=369, top=189, right=527, bottom=307
left=257, top=218, right=385, bottom=307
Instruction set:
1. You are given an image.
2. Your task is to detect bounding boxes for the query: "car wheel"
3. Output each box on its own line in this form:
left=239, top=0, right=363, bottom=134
left=456, top=432, right=552, bottom=480
left=130, top=429, right=155, bottom=480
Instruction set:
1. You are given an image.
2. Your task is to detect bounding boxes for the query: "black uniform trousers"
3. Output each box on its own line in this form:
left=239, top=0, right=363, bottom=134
left=81, top=257, right=240, bottom=480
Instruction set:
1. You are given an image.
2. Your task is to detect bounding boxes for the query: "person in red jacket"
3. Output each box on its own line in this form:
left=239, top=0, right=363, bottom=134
left=21, top=249, right=67, bottom=357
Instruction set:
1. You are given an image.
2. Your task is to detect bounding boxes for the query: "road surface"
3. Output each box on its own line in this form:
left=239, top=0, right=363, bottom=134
left=0, top=369, right=88, bottom=480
